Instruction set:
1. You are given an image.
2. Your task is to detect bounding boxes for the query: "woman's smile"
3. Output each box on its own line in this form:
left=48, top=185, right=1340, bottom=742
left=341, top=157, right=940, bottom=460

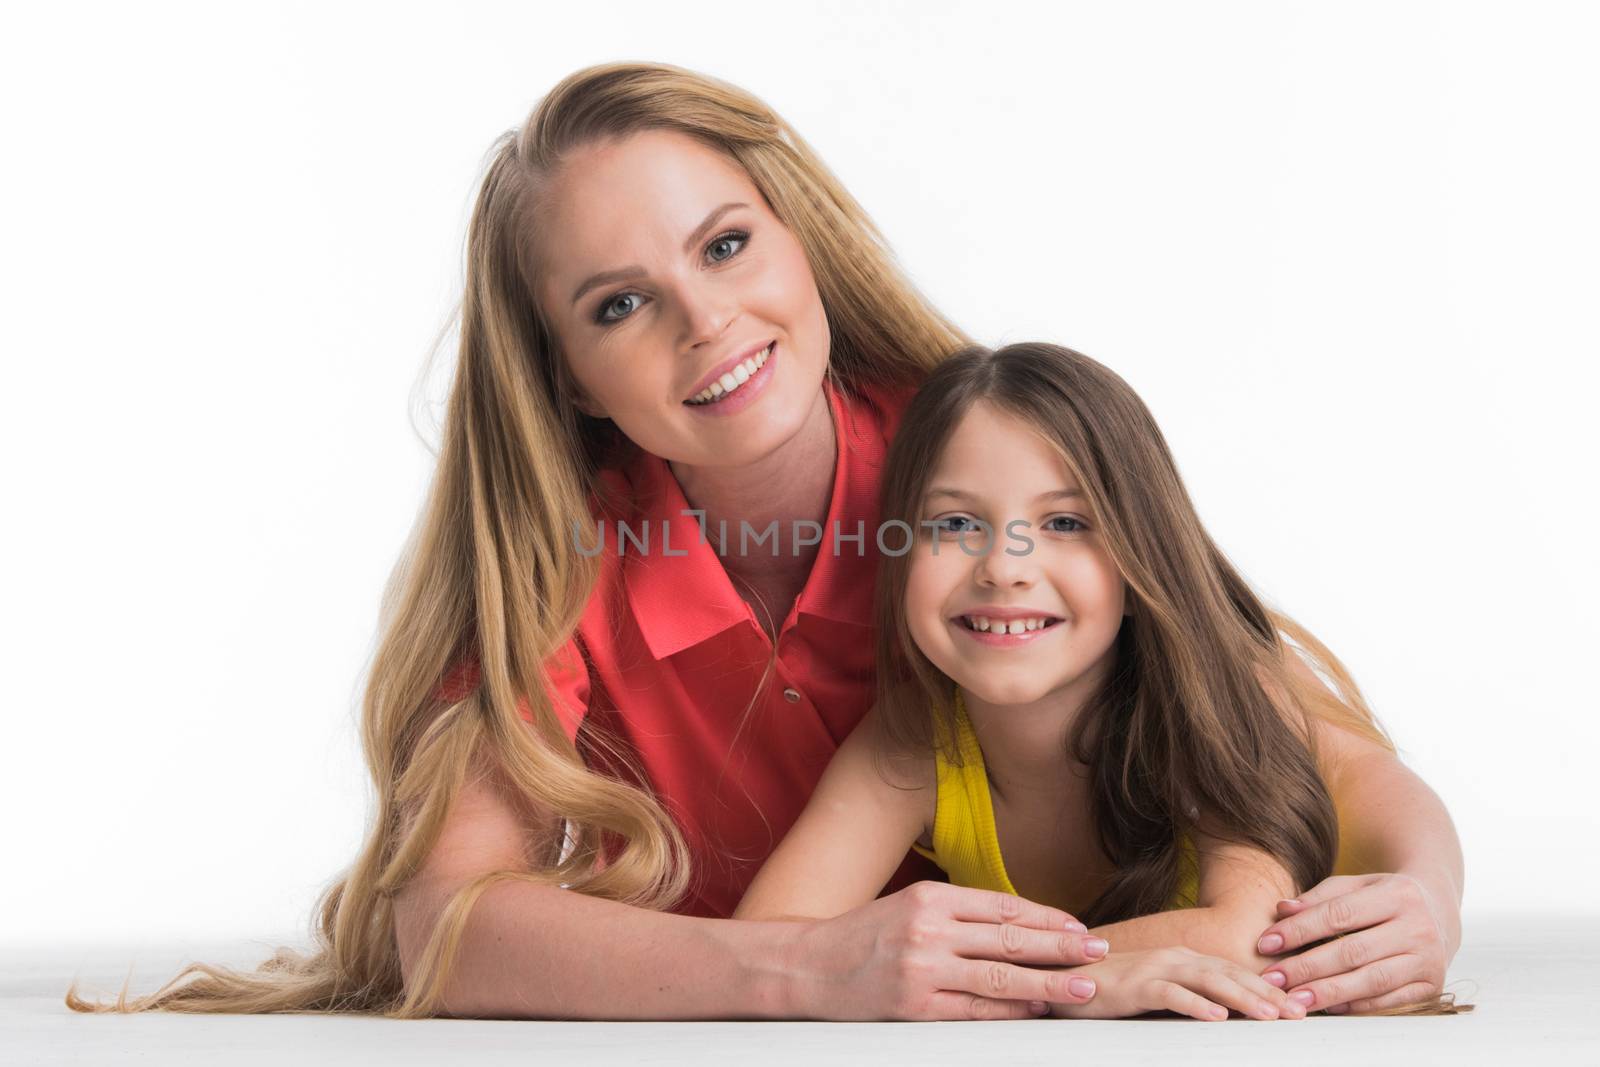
left=683, top=340, right=778, bottom=416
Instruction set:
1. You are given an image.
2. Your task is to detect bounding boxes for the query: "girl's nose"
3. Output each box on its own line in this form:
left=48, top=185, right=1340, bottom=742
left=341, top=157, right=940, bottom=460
left=973, top=529, right=1036, bottom=587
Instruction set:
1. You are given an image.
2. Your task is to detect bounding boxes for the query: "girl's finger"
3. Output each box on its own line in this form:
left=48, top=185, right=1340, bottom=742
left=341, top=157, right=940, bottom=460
left=1184, top=964, right=1299, bottom=1021
left=921, top=990, right=1050, bottom=1021
left=1261, top=927, right=1391, bottom=991
left=949, top=920, right=1109, bottom=967
left=1342, top=981, right=1442, bottom=1014
left=1286, top=952, right=1423, bottom=1012
left=1151, top=979, right=1229, bottom=1022
left=953, top=959, right=1097, bottom=1006
left=1257, top=884, right=1398, bottom=954
left=940, top=884, right=1085, bottom=932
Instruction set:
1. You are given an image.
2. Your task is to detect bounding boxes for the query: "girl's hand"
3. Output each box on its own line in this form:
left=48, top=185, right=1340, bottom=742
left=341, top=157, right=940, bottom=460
left=1255, top=872, right=1460, bottom=1013
left=789, top=881, right=1110, bottom=1020
left=1048, top=947, right=1305, bottom=1021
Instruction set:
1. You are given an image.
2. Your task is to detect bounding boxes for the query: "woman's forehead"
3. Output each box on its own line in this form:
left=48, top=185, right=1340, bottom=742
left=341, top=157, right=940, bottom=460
left=534, top=130, right=760, bottom=278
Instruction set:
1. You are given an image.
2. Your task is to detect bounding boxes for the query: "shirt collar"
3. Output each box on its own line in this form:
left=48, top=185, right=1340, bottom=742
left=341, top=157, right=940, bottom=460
left=620, top=376, right=904, bottom=661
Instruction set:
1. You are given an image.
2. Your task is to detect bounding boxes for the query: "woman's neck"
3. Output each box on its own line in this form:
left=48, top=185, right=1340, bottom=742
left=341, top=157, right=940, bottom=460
left=668, top=385, right=837, bottom=591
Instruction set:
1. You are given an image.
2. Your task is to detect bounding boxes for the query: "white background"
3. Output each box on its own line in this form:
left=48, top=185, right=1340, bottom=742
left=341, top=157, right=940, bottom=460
left=4, top=1, right=1595, bottom=948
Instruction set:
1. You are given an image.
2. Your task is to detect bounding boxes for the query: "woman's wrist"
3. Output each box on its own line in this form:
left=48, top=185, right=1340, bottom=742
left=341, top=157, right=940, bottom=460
left=741, top=918, right=816, bottom=1019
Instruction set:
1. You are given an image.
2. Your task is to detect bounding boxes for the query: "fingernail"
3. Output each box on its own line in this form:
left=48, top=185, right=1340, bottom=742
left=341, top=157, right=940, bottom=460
left=1084, top=938, right=1109, bottom=959
left=1327, top=1004, right=1349, bottom=1015
left=1257, top=933, right=1284, bottom=954
left=1029, top=1000, right=1048, bottom=1015
left=1068, top=977, right=1096, bottom=999
left=1256, top=1001, right=1280, bottom=1020
left=1289, top=990, right=1315, bottom=1007
left=1262, top=970, right=1287, bottom=988
left=1279, top=898, right=1300, bottom=908
left=1283, top=999, right=1307, bottom=1019
left=1064, top=920, right=1087, bottom=933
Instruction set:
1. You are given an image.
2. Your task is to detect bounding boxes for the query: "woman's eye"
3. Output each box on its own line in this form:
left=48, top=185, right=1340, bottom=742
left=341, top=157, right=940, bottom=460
left=1046, top=515, right=1087, bottom=533
left=706, top=230, right=749, bottom=263
left=597, top=292, right=642, bottom=324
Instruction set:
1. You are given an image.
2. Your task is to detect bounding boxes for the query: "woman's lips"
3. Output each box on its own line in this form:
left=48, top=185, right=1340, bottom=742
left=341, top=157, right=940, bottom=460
left=682, top=341, right=777, bottom=417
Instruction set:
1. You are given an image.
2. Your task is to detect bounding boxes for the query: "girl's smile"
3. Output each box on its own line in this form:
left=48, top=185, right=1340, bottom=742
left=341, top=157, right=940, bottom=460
left=906, top=399, right=1126, bottom=711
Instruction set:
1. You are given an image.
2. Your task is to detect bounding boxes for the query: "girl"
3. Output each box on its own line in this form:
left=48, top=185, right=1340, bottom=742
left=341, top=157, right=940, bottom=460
left=736, top=342, right=1458, bottom=1018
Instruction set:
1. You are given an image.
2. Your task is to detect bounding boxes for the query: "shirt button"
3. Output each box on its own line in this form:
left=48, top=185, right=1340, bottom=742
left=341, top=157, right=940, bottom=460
left=782, top=687, right=801, bottom=703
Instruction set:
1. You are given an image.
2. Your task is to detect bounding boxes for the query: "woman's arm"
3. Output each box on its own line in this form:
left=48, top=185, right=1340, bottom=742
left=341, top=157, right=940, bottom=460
left=1233, top=647, right=1464, bottom=1013
left=395, top=724, right=1106, bottom=1020
left=1252, top=730, right=1464, bottom=1013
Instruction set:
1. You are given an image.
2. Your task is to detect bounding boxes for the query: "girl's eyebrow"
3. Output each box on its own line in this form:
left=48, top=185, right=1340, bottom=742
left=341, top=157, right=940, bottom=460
left=924, top=487, right=1083, bottom=503
left=568, top=201, right=749, bottom=306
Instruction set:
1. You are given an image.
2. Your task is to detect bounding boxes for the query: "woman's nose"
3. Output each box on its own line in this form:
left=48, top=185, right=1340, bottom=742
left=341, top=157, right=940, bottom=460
left=676, top=278, right=737, bottom=348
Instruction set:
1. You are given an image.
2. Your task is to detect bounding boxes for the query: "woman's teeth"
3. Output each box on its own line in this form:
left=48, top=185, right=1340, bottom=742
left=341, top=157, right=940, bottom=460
left=685, top=343, right=773, bottom=405
left=960, top=616, right=1059, bottom=634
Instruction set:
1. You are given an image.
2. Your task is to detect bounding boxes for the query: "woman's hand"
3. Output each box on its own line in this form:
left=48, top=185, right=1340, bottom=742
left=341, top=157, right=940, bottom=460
left=1255, top=872, right=1460, bottom=1013
left=787, top=881, right=1111, bottom=1020
left=1047, top=946, right=1305, bottom=1021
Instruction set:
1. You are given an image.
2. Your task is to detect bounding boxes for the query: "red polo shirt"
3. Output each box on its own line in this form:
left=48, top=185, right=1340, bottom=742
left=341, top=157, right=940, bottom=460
left=436, top=376, right=944, bottom=917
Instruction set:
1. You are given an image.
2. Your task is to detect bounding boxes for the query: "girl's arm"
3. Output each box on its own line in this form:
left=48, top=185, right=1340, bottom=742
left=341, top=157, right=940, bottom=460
left=733, top=707, right=938, bottom=921
left=1085, top=837, right=1298, bottom=972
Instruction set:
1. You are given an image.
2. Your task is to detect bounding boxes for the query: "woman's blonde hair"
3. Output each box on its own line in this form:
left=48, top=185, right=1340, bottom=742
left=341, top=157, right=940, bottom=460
left=66, top=61, right=966, bottom=1018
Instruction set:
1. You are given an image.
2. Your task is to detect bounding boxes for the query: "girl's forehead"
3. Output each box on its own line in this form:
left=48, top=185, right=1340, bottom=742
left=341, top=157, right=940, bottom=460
left=927, top=403, right=1082, bottom=498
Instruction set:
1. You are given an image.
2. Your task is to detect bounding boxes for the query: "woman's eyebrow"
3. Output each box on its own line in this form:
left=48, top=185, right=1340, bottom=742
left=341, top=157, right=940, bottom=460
left=568, top=201, right=749, bottom=306
left=923, top=487, right=1083, bottom=503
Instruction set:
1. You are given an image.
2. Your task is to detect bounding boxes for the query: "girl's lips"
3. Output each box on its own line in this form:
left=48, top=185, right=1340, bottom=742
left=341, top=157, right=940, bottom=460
left=950, top=617, right=1065, bottom=648
left=683, top=342, right=777, bottom=418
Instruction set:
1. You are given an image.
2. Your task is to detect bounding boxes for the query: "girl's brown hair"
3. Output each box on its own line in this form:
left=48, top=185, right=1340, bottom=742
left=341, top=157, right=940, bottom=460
left=66, top=61, right=965, bottom=1018
left=873, top=342, right=1466, bottom=1014
left=874, top=341, right=1388, bottom=921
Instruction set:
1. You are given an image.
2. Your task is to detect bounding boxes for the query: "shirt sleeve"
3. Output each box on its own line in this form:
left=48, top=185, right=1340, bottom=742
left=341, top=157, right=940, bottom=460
left=431, top=635, right=591, bottom=745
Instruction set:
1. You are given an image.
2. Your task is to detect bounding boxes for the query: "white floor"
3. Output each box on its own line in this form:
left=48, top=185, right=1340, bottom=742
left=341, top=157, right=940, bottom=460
left=6, top=916, right=1597, bottom=1065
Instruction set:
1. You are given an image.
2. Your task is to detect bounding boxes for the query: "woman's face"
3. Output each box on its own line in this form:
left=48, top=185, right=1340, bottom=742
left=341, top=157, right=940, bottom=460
left=531, top=129, right=831, bottom=467
left=905, top=400, right=1128, bottom=709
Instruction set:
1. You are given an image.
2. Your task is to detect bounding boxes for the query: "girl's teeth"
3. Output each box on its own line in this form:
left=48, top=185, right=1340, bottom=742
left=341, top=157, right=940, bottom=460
left=964, top=616, right=1054, bottom=634
left=687, top=344, right=772, bottom=405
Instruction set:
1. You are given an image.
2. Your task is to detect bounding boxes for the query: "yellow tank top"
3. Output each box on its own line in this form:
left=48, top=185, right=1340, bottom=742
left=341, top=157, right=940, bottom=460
left=910, top=688, right=1200, bottom=913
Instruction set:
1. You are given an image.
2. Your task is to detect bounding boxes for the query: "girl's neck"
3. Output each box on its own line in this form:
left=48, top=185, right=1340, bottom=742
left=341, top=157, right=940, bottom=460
left=958, top=657, right=1113, bottom=805
left=668, top=385, right=837, bottom=591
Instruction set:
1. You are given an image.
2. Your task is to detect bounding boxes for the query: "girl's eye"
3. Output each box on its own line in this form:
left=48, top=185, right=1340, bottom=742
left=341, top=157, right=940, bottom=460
left=596, top=292, right=643, bottom=325
left=706, top=230, right=749, bottom=263
left=934, top=515, right=978, bottom=535
left=1046, top=515, right=1087, bottom=533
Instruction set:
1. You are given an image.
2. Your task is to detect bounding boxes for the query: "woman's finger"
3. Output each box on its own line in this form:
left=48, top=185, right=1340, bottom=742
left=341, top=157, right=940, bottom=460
left=1342, top=981, right=1442, bottom=1014
left=921, top=990, right=1051, bottom=1021
left=1260, top=927, right=1391, bottom=991
left=953, top=958, right=1097, bottom=1007
left=1183, top=963, right=1301, bottom=1020
left=949, top=920, right=1109, bottom=967
left=938, top=884, right=1085, bottom=932
left=1272, top=875, right=1373, bottom=918
left=1257, top=883, right=1398, bottom=955
left=1152, top=979, right=1229, bottom=1022
left=1285, top=952, right=1423, bottom=1012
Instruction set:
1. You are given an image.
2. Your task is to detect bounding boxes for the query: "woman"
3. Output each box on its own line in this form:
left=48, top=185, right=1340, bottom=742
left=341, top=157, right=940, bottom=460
left=68, top=61, right=1462, bottom=1021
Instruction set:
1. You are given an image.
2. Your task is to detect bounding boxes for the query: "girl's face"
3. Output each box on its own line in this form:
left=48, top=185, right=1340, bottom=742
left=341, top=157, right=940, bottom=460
left=531, top=129, right=832, bottom=467
left=905, top=400, right=1128, bottom=709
